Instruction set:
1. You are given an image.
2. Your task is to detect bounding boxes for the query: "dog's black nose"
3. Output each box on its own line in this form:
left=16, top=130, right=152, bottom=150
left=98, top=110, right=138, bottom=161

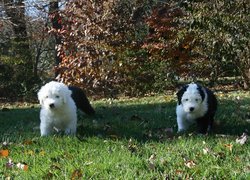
left=49, top=103, right=55, bottom=108
left=189, top=107, right=194, bottom=112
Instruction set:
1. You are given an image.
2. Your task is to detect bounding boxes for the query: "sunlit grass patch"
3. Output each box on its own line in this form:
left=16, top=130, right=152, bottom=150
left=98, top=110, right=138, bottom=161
left=0, top=91, right=249, bottom=179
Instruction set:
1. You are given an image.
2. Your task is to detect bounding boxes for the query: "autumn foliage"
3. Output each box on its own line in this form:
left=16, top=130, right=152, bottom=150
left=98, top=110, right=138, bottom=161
left=56, top=0, right=143, bottom=96
left=53, top=0, right=249, bottom=97
left=55, top=1, right=187, bottom=96
left=143, top=4, right=194, bottom=80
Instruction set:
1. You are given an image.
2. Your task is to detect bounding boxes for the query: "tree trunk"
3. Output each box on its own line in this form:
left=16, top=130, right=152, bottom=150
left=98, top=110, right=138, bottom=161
left=4, top=0, right=32, bottom=62
left=3, top=0, right=34, bottom=88
left=243, top=68, right=250, bottom=89
left=49, top=0, right=62, bottom=78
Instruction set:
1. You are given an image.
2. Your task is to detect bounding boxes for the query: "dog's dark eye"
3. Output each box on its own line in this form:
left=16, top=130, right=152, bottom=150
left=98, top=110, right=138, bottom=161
left=185, top=99, right=188, bottom=101
left=56, top=95, right=60, bottom=98
left=195, top=99, right=199, bottom=102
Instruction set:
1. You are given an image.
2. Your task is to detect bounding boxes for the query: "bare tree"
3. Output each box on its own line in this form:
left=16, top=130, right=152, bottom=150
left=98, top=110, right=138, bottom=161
left=3, top=0, right=32, bottom=61
left=2, top=0, right=35, bottom=96
left=49, top=0, right=62, bottom=78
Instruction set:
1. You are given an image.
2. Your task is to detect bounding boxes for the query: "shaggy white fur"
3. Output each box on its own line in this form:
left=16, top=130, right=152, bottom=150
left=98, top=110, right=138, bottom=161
left=38, top=81, right=77, bottom=136
left=176, top=83, right=217, bottom=134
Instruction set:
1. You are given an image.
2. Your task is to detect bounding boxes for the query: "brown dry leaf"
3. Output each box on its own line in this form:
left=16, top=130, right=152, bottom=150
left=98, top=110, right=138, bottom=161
left=16, top=162, right=28, bottom=171
left=71, top=169, right=83, bottom=180
left=175, top=169, right=184, bottom=175
left=224, top=144, right=233, bottom=152
left=184, top=160, right=196, bottom=168
left=0, top=149, right=9, bottom=157
left=236, top=133, right=248, bottom=145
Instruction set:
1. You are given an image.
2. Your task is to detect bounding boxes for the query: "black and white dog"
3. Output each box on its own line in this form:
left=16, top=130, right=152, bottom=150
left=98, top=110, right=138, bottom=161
left=68, top=86, right=95, bottom=116
left=176, top=83, right=217, bottom=134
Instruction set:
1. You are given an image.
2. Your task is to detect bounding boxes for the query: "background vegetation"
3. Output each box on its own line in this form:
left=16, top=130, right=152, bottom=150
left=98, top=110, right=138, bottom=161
left=0, top=0, right=249, bottom=100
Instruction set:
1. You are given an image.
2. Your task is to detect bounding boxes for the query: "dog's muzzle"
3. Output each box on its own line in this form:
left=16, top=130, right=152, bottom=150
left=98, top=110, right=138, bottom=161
left=49, top=103, right=55, bottom=108
left=189, top=107, right=195, bottom=112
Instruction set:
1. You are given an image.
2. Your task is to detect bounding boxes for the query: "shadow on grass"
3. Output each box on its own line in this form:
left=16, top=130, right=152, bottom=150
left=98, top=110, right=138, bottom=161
left=0, top=96, right=249, bottom=142
left=77, top=101, right=177, bottom=142
left=79, top=97, right=249, bottom=141
left=0, top=107, right=40, bottom=141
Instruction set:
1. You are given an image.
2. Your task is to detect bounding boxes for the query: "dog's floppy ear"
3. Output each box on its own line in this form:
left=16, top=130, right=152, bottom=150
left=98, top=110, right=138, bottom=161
left=176, top=85, right=188, bottom=105
left=37, top=87, right=45, bottom=105
left=196, top=84, right=205, bottom=102
left=62, top=87, right=72, bottom=104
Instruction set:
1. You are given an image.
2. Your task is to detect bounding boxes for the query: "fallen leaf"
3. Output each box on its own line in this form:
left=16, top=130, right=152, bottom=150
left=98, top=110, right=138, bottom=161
left=175, top=169, right=184, bottom=175
left=224, top=144, right=233, bottom=152
left=216, top=152, right=226, bottom=159
left=236, top=133, right=248, bottom=145
left=203, top=147, right=211, bottom=155
left=16, top=162, right=28, bottom=171
left=148, top=154, right=156, bottom=170
left=6, top=159, right=15, bottom=168
left=71, top=169, right=83, bottom=180
left=183, top=44, right=190, bottom=49
left=156, top=127, right=174, bottom=140
left=184, top=160, right=196, bottom=168
left=2, top=141, right=10, bottom=146
left=0, top=149, right=9, bottom=157
left=23, top=140, right=34, bottom=145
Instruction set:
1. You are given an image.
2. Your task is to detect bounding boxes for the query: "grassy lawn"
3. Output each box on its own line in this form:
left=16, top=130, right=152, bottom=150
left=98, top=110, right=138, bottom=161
left=0, top=91, right=249, bottom=179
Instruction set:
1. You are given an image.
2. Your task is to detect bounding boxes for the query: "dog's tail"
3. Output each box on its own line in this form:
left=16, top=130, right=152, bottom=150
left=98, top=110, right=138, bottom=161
left=68, top=86, right=95, bottom=115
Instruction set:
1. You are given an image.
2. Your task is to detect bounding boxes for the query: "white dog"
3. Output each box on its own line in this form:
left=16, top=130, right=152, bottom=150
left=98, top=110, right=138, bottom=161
left=38, top=81, right=77, bottom=136
left=176, top=83, right=217, bottom=134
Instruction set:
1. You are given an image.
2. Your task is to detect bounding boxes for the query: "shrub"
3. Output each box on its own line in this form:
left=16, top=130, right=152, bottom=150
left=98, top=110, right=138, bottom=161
left=181, top=0, right=249, bottom=87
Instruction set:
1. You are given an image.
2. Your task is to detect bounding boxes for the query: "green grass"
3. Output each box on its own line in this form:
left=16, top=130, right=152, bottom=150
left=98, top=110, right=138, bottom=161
left=0, top=91, right=249, bottom=179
